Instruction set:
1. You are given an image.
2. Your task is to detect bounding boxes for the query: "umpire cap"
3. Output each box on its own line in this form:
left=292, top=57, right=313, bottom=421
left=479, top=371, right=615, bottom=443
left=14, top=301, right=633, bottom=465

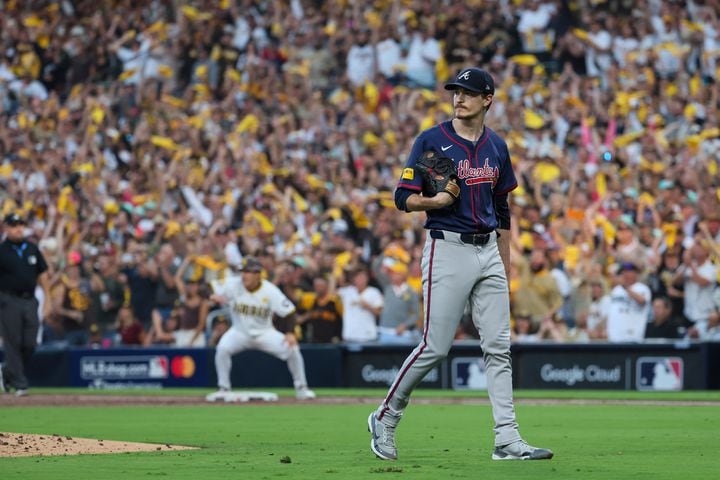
left=238, top=256, right=263, bottom=273
left=444, top=68, right=495, bottom=95
left=3, top=213, right=26, bottom=226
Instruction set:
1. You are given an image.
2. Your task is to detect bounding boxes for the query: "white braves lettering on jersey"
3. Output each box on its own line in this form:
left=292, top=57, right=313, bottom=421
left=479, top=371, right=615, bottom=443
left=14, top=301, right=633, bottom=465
left=457, top=158, right=499, bottom=187
left=212, top=276, right=295, bottom=336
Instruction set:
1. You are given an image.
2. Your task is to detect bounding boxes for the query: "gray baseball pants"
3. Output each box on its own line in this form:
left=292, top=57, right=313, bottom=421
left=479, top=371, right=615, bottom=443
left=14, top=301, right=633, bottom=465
left=377, top=230, right=521, bottom=447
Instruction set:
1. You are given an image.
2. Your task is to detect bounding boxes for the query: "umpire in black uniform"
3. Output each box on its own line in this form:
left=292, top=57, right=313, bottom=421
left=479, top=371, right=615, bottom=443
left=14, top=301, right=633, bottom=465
left=0, top=213, right=51, bottom=396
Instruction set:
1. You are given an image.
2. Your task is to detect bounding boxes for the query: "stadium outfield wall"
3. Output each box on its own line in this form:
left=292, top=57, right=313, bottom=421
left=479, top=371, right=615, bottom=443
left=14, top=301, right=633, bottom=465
left=3, top=341, right=719, bottom=391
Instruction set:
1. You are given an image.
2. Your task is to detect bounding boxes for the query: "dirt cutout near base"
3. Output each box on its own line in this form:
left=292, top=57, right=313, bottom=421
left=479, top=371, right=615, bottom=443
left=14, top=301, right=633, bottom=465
left=0, top=432, right=197, bottom=457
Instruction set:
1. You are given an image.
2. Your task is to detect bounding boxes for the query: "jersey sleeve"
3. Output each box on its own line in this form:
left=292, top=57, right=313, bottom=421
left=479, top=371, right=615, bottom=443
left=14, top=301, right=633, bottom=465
left=395, top=135, right=428, bottom=192
left=269, top=282, right=296, bottom=317
left=211, top=276, right=240, bottom=297
left=492, top=137, right=518, bottom=196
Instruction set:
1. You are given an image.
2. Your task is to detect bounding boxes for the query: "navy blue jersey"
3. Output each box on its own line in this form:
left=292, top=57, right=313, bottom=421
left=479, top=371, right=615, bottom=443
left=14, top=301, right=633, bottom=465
left=395, top=120, right=517, bottom=233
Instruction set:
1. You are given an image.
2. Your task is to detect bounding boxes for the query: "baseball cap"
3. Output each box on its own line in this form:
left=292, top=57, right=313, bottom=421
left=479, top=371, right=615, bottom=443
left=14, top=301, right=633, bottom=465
left=444, top=68, right=495, bottom=95
left=238, top=256, right=263, bottom=273
left=619, top=262, right=639, bottom=272
left=3, top=213, right=26, bottom=226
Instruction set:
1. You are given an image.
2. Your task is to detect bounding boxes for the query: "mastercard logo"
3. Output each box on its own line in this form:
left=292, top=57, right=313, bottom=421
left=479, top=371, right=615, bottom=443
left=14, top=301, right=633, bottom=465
left=170, top=355, right=196, bottom=378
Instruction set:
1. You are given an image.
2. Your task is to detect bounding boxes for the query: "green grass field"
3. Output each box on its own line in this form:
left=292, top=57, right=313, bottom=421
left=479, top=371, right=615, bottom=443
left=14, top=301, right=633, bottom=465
left=1, top=389, right=718, bottom=480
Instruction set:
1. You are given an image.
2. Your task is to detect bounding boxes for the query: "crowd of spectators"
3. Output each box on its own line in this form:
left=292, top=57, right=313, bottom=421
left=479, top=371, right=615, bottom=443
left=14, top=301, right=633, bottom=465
left=1, top=0, right=719, bottom=349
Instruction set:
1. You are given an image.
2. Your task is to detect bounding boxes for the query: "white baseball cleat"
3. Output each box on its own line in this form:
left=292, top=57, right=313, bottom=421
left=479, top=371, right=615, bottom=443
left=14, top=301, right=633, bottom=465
left=295, top=387, right=316, bottom=400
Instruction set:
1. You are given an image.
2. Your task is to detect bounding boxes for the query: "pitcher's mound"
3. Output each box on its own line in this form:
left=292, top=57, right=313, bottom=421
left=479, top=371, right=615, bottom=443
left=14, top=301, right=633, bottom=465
left=0, top=432, right=196, bottom=457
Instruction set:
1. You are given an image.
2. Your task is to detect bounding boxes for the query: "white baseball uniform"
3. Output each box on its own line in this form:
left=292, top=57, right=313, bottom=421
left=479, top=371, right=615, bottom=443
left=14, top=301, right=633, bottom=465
left=211, top=276, right=310, bottom=391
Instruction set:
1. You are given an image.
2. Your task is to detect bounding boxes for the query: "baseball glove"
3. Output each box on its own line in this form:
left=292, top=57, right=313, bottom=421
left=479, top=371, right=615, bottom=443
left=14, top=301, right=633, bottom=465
left=416, top=150, right=460, bottom=200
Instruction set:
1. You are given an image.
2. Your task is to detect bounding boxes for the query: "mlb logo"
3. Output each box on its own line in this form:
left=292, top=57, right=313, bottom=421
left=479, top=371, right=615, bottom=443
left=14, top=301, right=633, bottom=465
left=451, top=357, right=487, bottom=390
left=149, top=356, right=169, bottom=379
left=636, top=357, right=683, bottom=391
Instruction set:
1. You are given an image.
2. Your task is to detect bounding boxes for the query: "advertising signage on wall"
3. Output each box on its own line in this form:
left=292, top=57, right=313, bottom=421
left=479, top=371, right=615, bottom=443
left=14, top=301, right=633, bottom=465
left=80, top=355, right=171, bottom=381
left=518, top=353, right=628, bottom=389
left=538, top=363, right=623, bottom=387
left=344, top=351, right=443, bottom=388
left=359, top=362, right=441, bottom=387
left=515, top=346, right=705, bottom=390
left=451, top=357, right=488, bottom=390
left=19, top=342, right=712, bottom=390
left=69, top=349, right=209, bottom=388
left=636, top=357, right=684, bottom=391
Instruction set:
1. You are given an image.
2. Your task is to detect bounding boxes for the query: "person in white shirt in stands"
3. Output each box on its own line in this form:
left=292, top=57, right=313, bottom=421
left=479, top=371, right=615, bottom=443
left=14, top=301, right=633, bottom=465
left=581, top=15, right=613, bottom=78
left=346, top=29, right=375, bottom=87
left=516, top=0, right=555, bottom=56
left=109, top=33, right=159, bottom=85
left=606, top=262, right=651, bottom=342
left=612, top=21, right=640, bottom=68
left=9, top=73, right=48, bottom=101
left=705, top=286, right=720, bottom=340
left=375, top=26, right=404, bottom=82
left=338, top=267, right=384, bottom=343
left=404, top=22, right=441, bottom=89
left=675, top=238, right=718, bottom=338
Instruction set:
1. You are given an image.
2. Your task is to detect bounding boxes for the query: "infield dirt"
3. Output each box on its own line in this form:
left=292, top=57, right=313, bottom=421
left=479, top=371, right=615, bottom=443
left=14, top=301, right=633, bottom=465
left=0, top=432, right=195, bottom=458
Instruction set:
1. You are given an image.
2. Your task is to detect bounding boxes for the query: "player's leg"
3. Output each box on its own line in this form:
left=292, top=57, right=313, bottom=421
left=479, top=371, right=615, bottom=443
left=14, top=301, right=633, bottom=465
left=369, top=239, right=474, bottom=460
left=373, top=240, right=475, bottom=435
left=471, top=245, right=553, bottom=460
left=214, top=328, right=249, bottom=390
left=469, top=246, right=519, bottom=447
left=255, top=329, right=314, bottom=398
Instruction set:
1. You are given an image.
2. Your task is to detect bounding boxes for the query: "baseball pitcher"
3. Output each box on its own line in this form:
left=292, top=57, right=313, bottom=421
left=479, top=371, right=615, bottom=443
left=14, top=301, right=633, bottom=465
left=367, top=68, right=553, bottom=461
